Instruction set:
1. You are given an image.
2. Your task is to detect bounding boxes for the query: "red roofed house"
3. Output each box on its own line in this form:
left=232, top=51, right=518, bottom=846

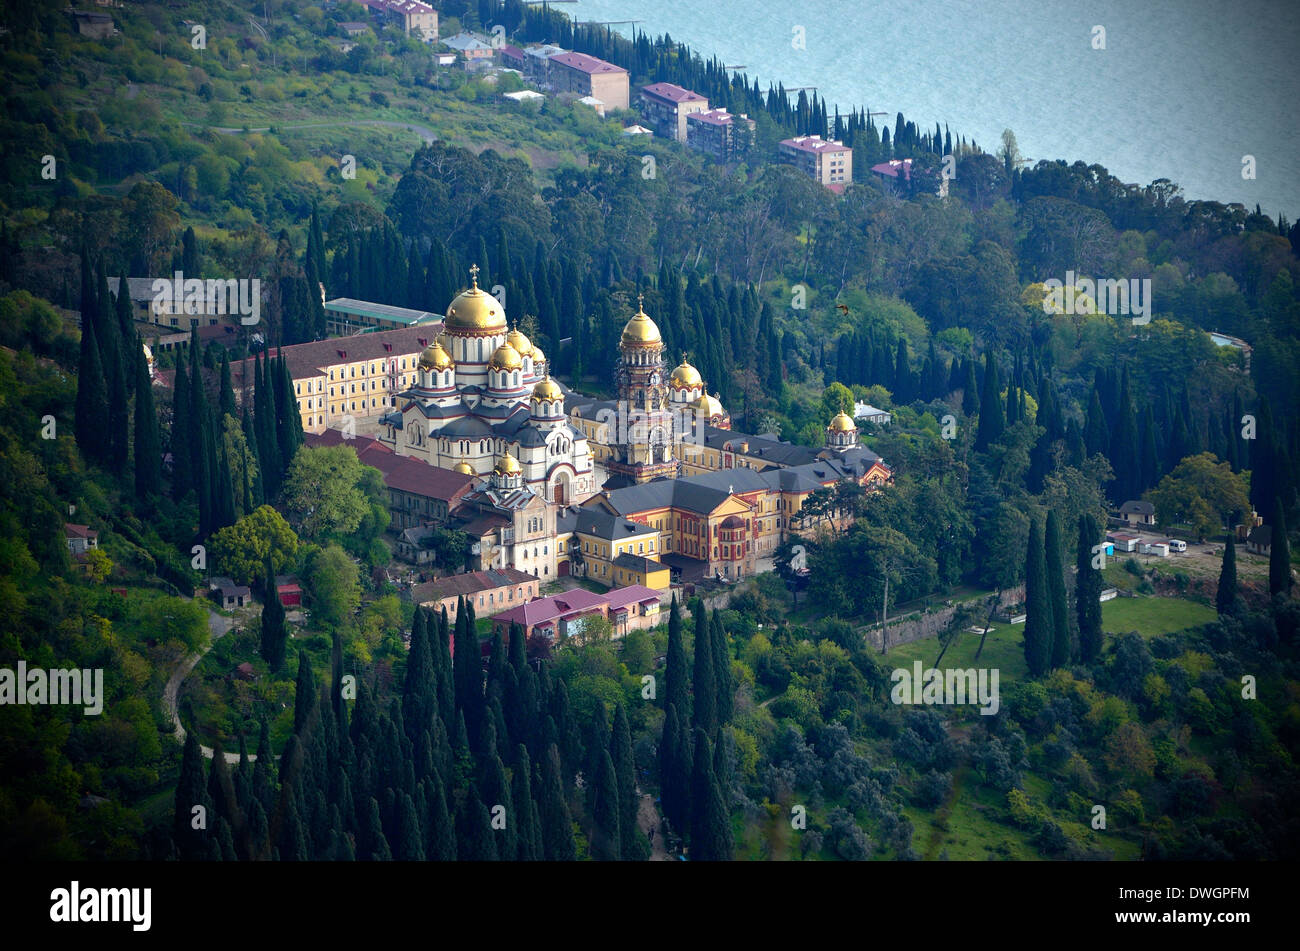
left=411, top=567, right=540, bottom=620
left=491, top=587, right=610, bottom=642
left=548, top=51, right=629, bottom=111
left=497, top=44, right=527, bottom=71
left=491, top=584, right=663, bottom=642
left=779, top=135, right=852, bottom=187
left=870, top=158, right=949, bottom=198
left=65, top=524, right=99, bottom=556
left=361, top=0, right=437, bottom=41
left=603, top=584, right=664, bottom=637
left=639, top=82, right=708, bottom=143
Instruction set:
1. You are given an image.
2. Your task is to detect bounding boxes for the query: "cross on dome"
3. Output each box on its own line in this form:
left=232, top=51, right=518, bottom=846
left=469, top=263, right=480, bottom=288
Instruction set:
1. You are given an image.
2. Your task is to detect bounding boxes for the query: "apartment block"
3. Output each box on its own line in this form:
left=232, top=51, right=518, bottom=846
left=687, top=108, right=756, bottom=160
left=639, top=82, right=709, bottom=143
left=548, top=51, right=629, bottom=111
left=778, top=134, right=853, bottom=187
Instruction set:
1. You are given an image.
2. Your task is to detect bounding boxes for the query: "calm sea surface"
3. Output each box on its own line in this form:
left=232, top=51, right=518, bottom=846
left=569, top=0, right=1300, bottom=217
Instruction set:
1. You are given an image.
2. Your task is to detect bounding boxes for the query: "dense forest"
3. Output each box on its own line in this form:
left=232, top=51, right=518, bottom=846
left=0, top=0, right=1297, bottom=861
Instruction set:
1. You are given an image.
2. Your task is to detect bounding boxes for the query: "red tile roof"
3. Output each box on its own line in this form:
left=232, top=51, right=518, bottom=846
left=304, top=431, right=476, bottom=503
left=871, top=158, right=912, bottom=180
left=411, top=567, right=537, bottom=603
left=641, top=81, right=706, bottom=104
left=604, top=584, right=662, bottom=611
left=65, top=524, right=98, bottom=539
left=493, top=587, right=610, bottom=628
left=550, top=51, right=626, bottom=75
left=781, top=135, right=851, bottom=154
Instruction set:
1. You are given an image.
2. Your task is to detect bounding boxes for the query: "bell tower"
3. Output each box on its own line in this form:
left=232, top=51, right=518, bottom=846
left=608, top=295, right=678, bottom=483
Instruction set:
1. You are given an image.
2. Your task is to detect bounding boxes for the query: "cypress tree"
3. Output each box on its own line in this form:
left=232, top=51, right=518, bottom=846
left=404, top=606, right=435, bottom=740
left=434, top=607, right=455, bottom=730
left=1023, top=517, right=1051, bottom=676
left=539, top=743, right=576, bottom=861
left=74, top=304, right=108, bottom=464
left=611, top=704, right=649, bottom=861
left=1217, top=533, right=1239, bottom=616
left=453, top=597, right=483, bottom=747
left=1045, top=511, right=1070, bottom=669
left=962, top=357, right=979, bottom=418
left=293, top=652, right=317, bottom=736
left=1111, top=369, right=1141, bottom=501
left=712, top=609, right=732, bottom=725
left=1270, top=502, right=1292, bottom=597
left=688, top=729, right=732, bottom=861
left=425, top=773, right=457, bottom=860
left=511, top=744, right=540, bottom=861
left=1084, top=388, right=1109, bottom=459
left=173, top=731, right=210, bottom=861
left=362, top=797, right=392, bottom=861
left=219, top=349, right=236, bottom=420
left=133, top=346, right=162, bottom=498
left=590, top=750, right=622, bottom=861
left=171, top=361, right=192, bottom=498
left=692, top=602, right=716, bottom=735
left=974, top=352, right=1004, bottom=451
left=394, top=791, right=425, bottom=861
left=659, top=703, right=686, bottom=835
left=1076, top=515, right=1103, bottom=663
left=261, top=559, right=287, bottom=672
left=664, top=596, right=689, bottom=722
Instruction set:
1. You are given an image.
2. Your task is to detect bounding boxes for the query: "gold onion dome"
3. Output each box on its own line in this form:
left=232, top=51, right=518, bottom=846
left=489, top=341, right=523, bottom=371
left=506, top=325, right=532, bottom=356
left=445, top=265, right=507, bottom=333
left=417, top=339, right=453, bottom=371
left=692, top=393, right=724, bottom=417
left=494, top=451, right=522, bottom=475
left=532, top=375, right=563, bottom=403
left=530, top=344, right=546, bottom=364
left=452, top=459, right=474, bottom=475
left=620, top=295, right=662, bottom=347
left=828, top=411, right=857, bottom=432
left=669, top=358, right=703, bottom=389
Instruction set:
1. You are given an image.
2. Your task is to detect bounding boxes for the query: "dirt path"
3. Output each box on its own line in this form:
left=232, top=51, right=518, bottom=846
left=189, top=118, right=439, bottom=143
left=637, top=792, right=669, bottom=861
left=162, top=601, right=256, bottom=763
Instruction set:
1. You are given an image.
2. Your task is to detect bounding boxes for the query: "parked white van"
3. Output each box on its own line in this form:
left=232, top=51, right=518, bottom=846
left=1167, top=539, right=1187, bottom=553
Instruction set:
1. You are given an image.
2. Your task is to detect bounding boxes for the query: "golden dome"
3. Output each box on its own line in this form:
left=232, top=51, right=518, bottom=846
left=828, top=411, right=857, bottom=433
left=692, top=393, right=724, bottom=418
left=488, top=341, right=523, bottom=371
left=620, top=295, right=662, bottom=348
left=531, top=376, right=563, bottom=403
left=669, top=359, right=703, bottom=389
left=445, top=265, right=507, bottom=333
left=530, top=344, right=545, bottom=365
left=417, top=339, right=453, bottom=371
left=506, top=326, right=532, bottom=356
left=494, top=451, right=522, bottom=475
left=452, top=459, right=474, bottom=475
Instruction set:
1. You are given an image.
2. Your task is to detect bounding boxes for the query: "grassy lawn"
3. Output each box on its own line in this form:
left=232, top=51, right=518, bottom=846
left=883, top=621, right=1030, bottom=684
left=1101, top=596, right=1216, bottom=638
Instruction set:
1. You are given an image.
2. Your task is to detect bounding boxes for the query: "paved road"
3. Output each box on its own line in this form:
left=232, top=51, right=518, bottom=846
left=162, top=601, right=256, bottom=763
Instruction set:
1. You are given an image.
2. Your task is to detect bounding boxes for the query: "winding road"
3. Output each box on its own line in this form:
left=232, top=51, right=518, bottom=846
left=162, top=601, right=255, bottom=763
